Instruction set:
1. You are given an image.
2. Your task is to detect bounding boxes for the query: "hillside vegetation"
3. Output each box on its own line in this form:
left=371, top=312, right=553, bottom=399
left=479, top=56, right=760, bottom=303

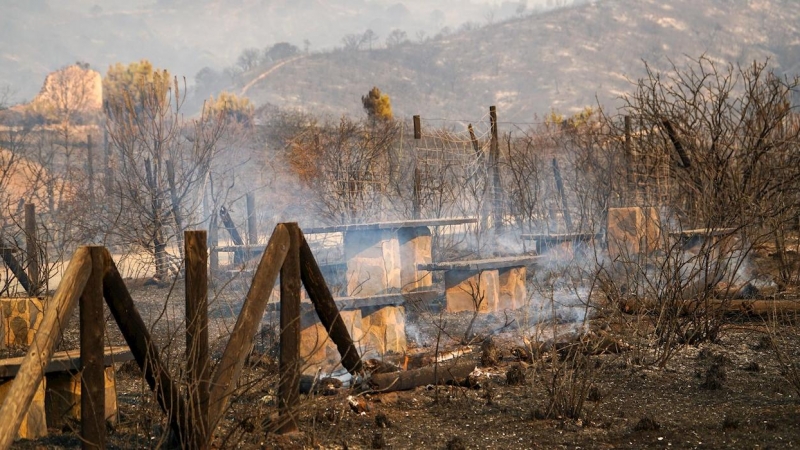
left=236, top=0, right=800, bottom=122
left=0, top=0, right=545, bottom=102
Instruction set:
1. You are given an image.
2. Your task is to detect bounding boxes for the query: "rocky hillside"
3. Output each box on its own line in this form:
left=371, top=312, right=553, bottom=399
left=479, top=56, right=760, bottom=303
left=237, top=0, right=800, bottom=122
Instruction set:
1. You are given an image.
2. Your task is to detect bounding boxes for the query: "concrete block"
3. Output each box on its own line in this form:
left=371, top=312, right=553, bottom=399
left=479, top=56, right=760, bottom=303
left=398, top=226, right=433, bottom=292
left=607, top=207, right=661, bottom=261
left=44, top=367, right=118, bottom=429
left=0, top=376, right=47, bottom=439
left=498, top=266, right=526, bottom=310
left=344, top=230, right=401, bottom=296
left=1, top=297, right=44, bottom=348
left=299, top=309, right=364, bottom=372
left=444, top=269, right=500, bottom=313
left=361, top=305, right=406, bottom=355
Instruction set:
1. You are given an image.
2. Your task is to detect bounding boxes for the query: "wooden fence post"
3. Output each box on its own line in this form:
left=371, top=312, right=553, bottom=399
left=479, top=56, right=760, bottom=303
left=165, top=160, right=184, bottom=254
left=412, top=168, right=421, bottom=220
left=80, top=247, right=106, bottom=450
left=552, top=158, right=573, bottom=233
left=624, top=115, right=633, bottom=202
left=246, top=193, right=257, bottom=260
left=208, top=224, right=289, bottom=431
left=411, top=116, right=422, bottom=219
left=207, top=192, right=219, bottom=272
left=25, top=203, right=39, bottom=295
left=489, top=106, right=502, bottom=229
left=468, top=124, right=481, bottom=155
left=277, top=223, right=301, bottom=434
left=87, top=134, right=95, bottom=208
left=185, top=231, right=209, bottom=449
left=0, top=247, right=92, bottom=450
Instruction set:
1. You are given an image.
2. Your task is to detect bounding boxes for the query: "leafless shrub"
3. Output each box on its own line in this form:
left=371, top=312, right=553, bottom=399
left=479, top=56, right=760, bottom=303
left=764, top=311, right=800, bottom=397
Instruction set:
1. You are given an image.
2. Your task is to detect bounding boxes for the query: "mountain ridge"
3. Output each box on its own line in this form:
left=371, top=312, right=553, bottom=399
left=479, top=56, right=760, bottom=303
left=235, top=0, right=800, bottom=123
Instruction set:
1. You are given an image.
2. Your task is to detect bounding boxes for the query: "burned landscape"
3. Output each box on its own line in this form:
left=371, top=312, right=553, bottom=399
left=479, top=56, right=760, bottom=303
left=2, top=1, right=800, bottom=449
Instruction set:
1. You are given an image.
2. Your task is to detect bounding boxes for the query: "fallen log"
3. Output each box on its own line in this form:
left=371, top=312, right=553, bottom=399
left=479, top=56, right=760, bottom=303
left=728, top=299, right=800, bottom=315
left=364, top=362, right=477, bottom=393
left=616, top=296, right=800, bottom=316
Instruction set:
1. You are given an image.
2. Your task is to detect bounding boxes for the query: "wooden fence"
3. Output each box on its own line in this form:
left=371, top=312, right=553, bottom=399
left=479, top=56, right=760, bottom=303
left=0, top=222, right=363, bottom=449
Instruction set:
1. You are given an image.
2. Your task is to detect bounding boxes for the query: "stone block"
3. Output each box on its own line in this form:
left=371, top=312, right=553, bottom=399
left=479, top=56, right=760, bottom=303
left=444, top=270, right=500, bottom=313
left=607, top=207, right=661, bottom=262
left=299, top=309, right=364, bottom=372
left=1, top=297, right=44, bottom=348
left=44, top=367, right=118, bottom=429
left=344, top=230, right=401, bottom=296
left=361, top=305, right=406, bottom=356
left=398, top=226, right=433, bottom=292
left=498, top=266, right=526, bottom=310
left=0, top=376, right=47, bottom=439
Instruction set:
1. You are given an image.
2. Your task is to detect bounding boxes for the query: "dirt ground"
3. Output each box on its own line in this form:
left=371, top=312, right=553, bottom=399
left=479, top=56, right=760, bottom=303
left=7, top=274, right=800, bottom=449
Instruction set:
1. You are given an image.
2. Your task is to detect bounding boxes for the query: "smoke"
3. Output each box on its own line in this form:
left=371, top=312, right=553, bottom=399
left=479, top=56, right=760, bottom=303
left=404, top=321, right=429, bottom=347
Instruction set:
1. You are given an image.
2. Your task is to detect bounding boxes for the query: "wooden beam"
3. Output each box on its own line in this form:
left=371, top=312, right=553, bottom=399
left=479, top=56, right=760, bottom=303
left=185, top=231, right=210, bottom=449
left=80, top=247, right=106, bottom=450
left=0, top=247, right=92, bottom=450
left=418, top=255, right=542, bottom=272
left=299, top=232, right=363, bottom=375
left=277, top=223, right=301, bottom=434
left=219, top=205, right=244, bottom=264
left=208, top=224, right=289, bottom=431
left=0, top=347, right=133, bottom=379
left=100, top=249, right=189, bottom=443
left=303, top=217, right=477, bottom=234
left=0, top=242, right=31, bottom=294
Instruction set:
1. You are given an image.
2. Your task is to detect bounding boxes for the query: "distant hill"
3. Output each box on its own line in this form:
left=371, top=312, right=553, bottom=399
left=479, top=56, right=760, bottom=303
left=236, top=0, right=800, bottom=123
left=0, top=0, right=549, bottom=103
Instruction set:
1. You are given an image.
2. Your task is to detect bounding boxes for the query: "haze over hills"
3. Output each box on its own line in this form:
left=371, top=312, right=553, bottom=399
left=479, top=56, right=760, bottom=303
left=0, top=0, right=562, bottom=103
left=3, top=0, right=798, bottom=124
left=236, top=0, right=800, bottom=123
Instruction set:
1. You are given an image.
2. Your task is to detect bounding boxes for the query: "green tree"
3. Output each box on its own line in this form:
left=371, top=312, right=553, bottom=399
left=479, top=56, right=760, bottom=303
left=361, top=86, right=393, bottom=121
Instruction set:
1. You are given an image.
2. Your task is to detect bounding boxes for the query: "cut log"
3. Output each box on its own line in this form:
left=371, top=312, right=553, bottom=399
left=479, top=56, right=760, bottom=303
left=365, top=362, right=477, bottom=393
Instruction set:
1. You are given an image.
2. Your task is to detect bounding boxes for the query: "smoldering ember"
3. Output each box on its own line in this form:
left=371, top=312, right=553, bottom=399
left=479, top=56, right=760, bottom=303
left=2, top=1, right=800, bottom=449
